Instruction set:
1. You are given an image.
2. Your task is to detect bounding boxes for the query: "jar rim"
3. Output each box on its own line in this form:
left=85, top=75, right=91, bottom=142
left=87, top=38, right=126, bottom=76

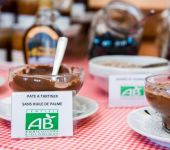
left=104, top=0, right=144, bottom=34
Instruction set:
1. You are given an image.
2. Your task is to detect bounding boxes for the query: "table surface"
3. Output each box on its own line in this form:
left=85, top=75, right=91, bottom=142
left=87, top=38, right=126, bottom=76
left=0, top=58, right=169, bottom=150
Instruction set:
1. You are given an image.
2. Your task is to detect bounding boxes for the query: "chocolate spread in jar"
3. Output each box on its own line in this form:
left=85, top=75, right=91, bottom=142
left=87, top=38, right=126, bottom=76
left=9, top=64, right=83, bottom=92
left=145, top=83, right=170, bottom=130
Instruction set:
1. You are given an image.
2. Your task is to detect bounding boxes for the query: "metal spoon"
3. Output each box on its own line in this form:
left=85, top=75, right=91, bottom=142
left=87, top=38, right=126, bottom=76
left=140, top=62, right=168, bottom=68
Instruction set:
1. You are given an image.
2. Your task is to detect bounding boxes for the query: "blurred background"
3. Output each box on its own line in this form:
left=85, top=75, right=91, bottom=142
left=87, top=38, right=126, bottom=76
left=0, top=0, right=170, bottom=63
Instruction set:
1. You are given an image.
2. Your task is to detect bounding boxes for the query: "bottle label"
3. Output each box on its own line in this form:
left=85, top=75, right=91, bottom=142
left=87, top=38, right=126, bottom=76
left=25, top=26, right=59, bottom=64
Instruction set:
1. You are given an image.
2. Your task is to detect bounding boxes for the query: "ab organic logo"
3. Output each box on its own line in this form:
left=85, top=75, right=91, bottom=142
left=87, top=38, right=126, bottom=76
left=120, top=86, right=144, bottom=97
left=25, top=109, right=58, bottom=137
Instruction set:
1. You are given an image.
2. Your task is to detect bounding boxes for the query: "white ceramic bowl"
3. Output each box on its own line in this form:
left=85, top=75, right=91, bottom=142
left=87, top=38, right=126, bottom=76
left=89, top=55, right=170, bottom=92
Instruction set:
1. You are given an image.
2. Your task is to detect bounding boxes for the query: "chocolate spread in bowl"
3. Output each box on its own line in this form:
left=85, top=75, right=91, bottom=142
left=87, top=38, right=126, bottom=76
left=9, top=65, right=83, bottom=92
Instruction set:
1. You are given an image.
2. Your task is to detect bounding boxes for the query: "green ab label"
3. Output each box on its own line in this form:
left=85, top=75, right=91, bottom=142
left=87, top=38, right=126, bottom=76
left=26, top=110, right=58, bottom=130
left=120, top=86, right=144, bottom=97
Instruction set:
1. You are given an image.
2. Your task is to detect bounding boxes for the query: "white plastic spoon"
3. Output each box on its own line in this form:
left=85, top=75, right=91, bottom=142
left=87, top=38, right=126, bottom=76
left=52, top=37, right=68, bottom=77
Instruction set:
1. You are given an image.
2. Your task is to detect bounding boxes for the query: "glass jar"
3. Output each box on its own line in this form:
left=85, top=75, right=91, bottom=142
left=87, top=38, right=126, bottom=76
left=88, top=0, right=144, bottom=59
left=156, top=9, right=170, bottom=60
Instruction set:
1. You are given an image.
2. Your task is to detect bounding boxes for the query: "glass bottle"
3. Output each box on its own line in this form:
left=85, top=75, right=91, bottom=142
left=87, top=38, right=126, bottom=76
left=88, top=0, right=144, bottom=59
left=23, top=0, right=62, bottom=64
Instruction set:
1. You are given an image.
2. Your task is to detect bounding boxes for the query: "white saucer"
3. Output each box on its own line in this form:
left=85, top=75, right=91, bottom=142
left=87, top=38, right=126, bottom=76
left=0, top=96, right=99, bottom=122
left=127, top=107, right=170, bottom=148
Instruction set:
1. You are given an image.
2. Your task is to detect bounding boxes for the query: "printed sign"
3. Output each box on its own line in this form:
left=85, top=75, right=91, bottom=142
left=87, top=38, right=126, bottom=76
left=120, top=86, right=144, bottom=97
left=109, top=74, right=150, bottom=107
left=25, top=109, right=59, bottom=137
left=11, top=91, right=73, bottom=138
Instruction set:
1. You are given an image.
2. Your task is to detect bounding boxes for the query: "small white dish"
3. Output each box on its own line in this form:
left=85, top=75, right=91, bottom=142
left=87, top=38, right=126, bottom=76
left=89, top=55, right=169, bottom=92
left=0, top=96, right=99, bottom=122
left=127, top=106, right=170, bottom=148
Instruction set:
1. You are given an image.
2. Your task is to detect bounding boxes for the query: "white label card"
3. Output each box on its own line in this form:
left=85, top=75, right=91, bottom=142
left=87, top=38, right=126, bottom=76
left=109, top=74, right=150, bottom=107
left=11, top=91, right=73, bottom=138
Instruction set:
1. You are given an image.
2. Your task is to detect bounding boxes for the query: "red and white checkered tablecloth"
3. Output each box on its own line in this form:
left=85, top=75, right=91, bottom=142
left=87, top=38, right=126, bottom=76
left=0, top=58, right=169, bottom=150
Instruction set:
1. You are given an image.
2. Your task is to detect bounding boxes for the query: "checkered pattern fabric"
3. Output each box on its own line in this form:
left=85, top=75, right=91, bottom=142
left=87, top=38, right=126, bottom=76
left=0, top=59, right=169, bottom=150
